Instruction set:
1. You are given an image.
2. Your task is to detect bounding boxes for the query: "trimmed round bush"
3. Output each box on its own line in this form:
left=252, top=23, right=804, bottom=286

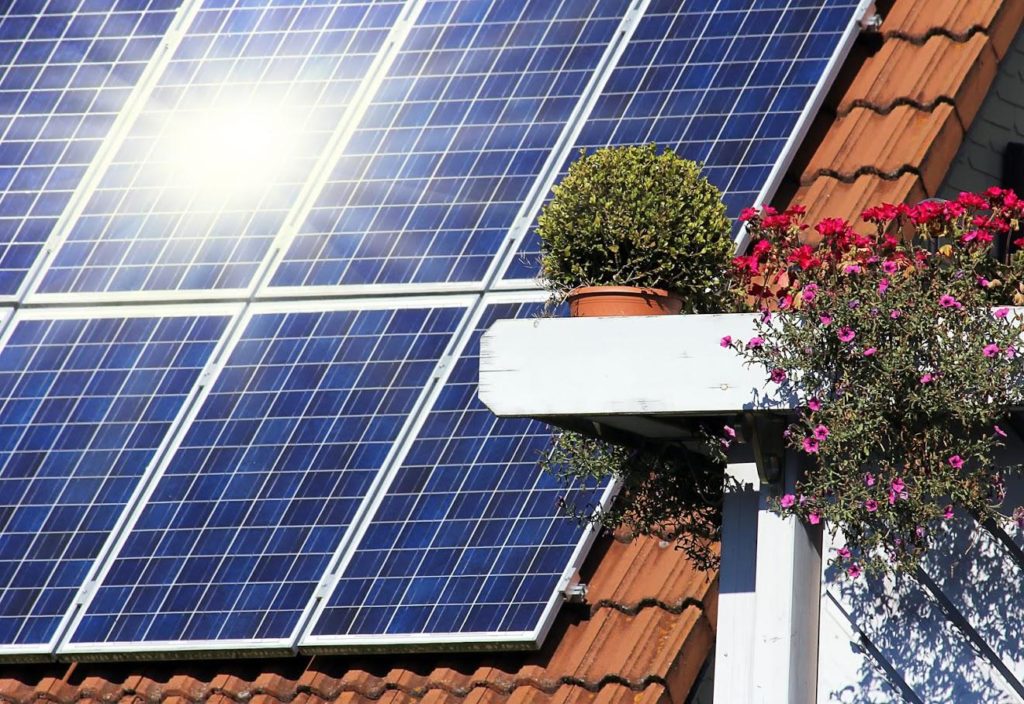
left=537, top=144, right=734, bottom=313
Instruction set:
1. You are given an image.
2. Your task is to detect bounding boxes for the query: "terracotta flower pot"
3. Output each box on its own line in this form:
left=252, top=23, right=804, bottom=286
left=567, top=286, right=683, bottom=317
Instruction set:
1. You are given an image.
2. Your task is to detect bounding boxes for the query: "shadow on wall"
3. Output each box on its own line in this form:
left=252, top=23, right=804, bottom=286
left=820, top=476, right=1024, bottom=703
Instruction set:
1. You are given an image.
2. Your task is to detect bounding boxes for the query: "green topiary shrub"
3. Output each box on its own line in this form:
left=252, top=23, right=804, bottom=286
left=537, top=144, right=734, bottom=313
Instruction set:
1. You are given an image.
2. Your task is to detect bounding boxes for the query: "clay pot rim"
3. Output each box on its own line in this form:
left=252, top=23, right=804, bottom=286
left=568, top=285, right=676, bottom=296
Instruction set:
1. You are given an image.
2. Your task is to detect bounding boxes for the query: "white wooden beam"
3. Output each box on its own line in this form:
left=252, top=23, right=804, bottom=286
left=479, top=313, right=794, bottom=418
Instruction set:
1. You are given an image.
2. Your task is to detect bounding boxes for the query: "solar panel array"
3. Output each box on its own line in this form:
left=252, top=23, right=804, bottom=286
left=0, top=0, right=865, bottom=658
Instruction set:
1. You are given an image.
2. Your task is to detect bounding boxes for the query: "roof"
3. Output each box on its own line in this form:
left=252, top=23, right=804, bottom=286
left=783, top=0, right=1024, bottom=223
left=0, top=534, right=717, bottom=704
left=1, top=1, right=1021, bottom=703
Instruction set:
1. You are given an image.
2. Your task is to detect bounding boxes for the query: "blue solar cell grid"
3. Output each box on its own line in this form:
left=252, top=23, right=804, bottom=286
left=68, top=301, right=467, bottom=647
left=502, top=0, right=861, bottom=280
left=36, top=0, right=405, bottom=296
left=269, top=0, right=626, bottom=290
left=306, top=300, right=608, bottom=642
left=0, top=0, right=183, bottom=296
left=0, top=309, right=230, bottom=651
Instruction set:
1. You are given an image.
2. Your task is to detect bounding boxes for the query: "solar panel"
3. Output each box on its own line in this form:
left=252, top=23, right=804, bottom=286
left=0, top=306, right=233, bottom=656
left=303, top=295, right=610, bottom=648
left=0, top=0, right=184, bottom=297
left=501, top=0, right=863, bottom=280
left=63, top=298, right=468, bottom=653
left=32, top=0, right=407, bottom=298
left=267, top=0, right=629, bottom=291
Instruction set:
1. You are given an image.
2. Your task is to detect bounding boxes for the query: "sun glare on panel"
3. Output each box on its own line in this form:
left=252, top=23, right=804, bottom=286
left=152, top=101, right=302, bottom=201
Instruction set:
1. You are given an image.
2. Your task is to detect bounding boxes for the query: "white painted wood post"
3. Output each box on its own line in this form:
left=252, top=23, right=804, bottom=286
left=715, top=454, right=824, bottom=703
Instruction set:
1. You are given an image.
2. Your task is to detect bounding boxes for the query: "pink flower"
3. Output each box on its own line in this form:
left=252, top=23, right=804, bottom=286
left=808, top=511, right=821, bottom=525
left=837, top=326, right=855, bottom=343
left=747, top=337, right=764, bottom=349
left=820, top=314, right=833, bottom=326
left=865, top=499, right=879, bottom=512
left=836, top=546, right=851, bottom=560
left=995, top=307, right=1010, bottom=319
left=723, top=425, right=736, bottom=439
left=882, top=260, right=898, bottom=274
left=780, top=494, right=796, bottom=509
left=888, top=489, right=897, bottom=505
left=1007, top=346, right=1018, bottom=359
left=843, top=264, right=862, bottom=275
left=891, top=478, right=905, bottom=493
left=890, top=309, right=903, bottom=319
left=943, top=504, right=954, bottom=520
left=813, top=424, right=830, bottom=441
left=920, top=372, right=934, bottom=384
left=977, top=276, right=991, bottom=288
left=720, top=335, right=732, bottom=348
left=984, top=343, right=1000, bottom=358
left=878, top=278, right=889, bottom=294
left=995, top=424, right=1008, bottom=438
left=847, top=563, right=862, bottom=579
left=802, top=283, right=818, bottom=301
left=949, top=455, right=964, bottom=470
left=865, top=472, right=876, bottom=487
left=863, top=347, right=877, bottom=357
left=770, top=368, right=787, bottom=384
left=808, top=398, right=822, bottom=412
left=802, top=437, right=820, bottom=454
left=939, top=294, right=962, bottom=309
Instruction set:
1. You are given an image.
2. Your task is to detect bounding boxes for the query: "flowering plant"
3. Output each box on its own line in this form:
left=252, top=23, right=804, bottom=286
left=728, top=189, right=1024, bottom=576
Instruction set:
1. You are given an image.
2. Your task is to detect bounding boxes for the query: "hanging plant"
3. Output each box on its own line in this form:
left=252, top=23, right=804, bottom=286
left=728, top=190, right=1024, bottom=576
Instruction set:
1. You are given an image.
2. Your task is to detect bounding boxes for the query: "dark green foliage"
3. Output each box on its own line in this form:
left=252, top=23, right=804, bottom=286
left=541, top=430, right=725, bottom=571
left=537, top=144, right=734, bottom=313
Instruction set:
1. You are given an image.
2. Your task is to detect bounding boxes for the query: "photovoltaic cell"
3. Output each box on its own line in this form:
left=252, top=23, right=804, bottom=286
left=306, top=300, right=606, bottom=643
left=502, top=0, right=861, bottom=280
left=37, top=0, right=405, bottom=296
left=68, top=302, right=466, bottom=647
left=269, top=0, right=626, bottom=290
left=0, top=0, right=183, bottom=296
left=0, top=309, right=230, bottom=650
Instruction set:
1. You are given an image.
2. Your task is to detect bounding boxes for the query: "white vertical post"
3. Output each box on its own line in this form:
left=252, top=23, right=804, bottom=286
left=715, top=454, right=824, bottom=703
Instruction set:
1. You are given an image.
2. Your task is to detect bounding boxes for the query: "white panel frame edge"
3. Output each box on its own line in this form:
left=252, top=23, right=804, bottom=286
left=0, top=301, right=242, bottom=659
left=298, top=289, right=616, bottom=652
left=57, top=293, right=477, bottom=658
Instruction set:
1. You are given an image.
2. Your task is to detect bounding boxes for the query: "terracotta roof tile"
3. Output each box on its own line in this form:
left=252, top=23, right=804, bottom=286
left=838, top=33, right=998, bottom=127
left=883, top=0, right=1024, bottom=58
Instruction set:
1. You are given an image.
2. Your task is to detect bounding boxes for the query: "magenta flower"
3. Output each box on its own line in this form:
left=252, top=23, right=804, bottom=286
left=813, top=424, right=829, bottom=441
left=780, top=494, right=796, bottom=509
left=770, top=368, right=787, bottom=384
left=820, top=314, right=833, bottom=326
left=888, top=489, right=897, bottom=505
left=864, top=472, right=876, bottom=487
left=865, top=499, right=879, bottom=512
left=808, top=511, right=821, bottom=525
left=836, top=546, right=852, bottom=560
left=978, top=276, right=991, bottom=288
left=802, top=283, right=818, bottom=301
left=847, top=563, right=862, bottom=579
left=984, top=343, right=1000, bottom=358
left=863, top=347, right=877, bottom=357
left=995, top=307, right=1010, bottom=319
left=720, top=335, right=732, bottom=348
left=995, top=424, right=1008, bottom=438
left=760, top=310, right=772, bottom=323
left=747, top=336, right=764, bottom=349
left=943, top=505, right=954, bottom=520
left=891, top=478, right=905, bottom=493
left=837, top=326, right=855, bottom=342
left=878, top=278, right=889, bottom=294
left=808, top=398, right=822, bottom=412
left=920, top=372, right=934, bottom=384
left=949, top=455, right=964, bottom=470
left=802, top=437, right=820, bottom=454
left=882, top=260, right=898, bottom=274
left=890, top=309, right=903, bottom=319
left=723, top=425, right=736, bottom=439
left=843, top=264, right=862, bottom=275
left=939, top=294, right=962, bottom=309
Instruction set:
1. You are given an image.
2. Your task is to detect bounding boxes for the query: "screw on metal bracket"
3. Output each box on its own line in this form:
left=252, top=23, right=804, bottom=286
left=563, top=583, right=588, bottom=603
left=859, top=13, right=883, bottom=32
